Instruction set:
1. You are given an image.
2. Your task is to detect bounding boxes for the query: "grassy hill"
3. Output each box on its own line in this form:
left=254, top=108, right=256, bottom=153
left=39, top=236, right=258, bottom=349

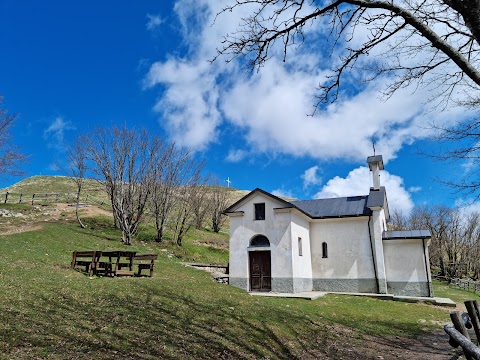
left=1, top=175, right=98, bottom=194
left=1, top=215, right=476, bottom=359
left=0, top=175, right=250, bottom=206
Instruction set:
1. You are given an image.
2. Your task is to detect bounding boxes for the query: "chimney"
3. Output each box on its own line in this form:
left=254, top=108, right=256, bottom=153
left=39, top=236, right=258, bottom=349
left=367, top=155, right=384, bottom=190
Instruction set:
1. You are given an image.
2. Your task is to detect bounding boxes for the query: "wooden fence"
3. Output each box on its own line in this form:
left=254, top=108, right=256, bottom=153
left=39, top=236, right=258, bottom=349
left=445, top=300, right=480, bottom=359
left=0, top=191, right=104, bottom=206
left=432, top=275, right=480, bottom=294
left=450, top=278, right=480, bottom=294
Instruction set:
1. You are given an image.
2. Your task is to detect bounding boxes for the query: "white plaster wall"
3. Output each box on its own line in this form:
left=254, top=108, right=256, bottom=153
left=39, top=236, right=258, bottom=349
left=383, top=239, right=428, bottom=282
left=228, top=193, right=294, bottom=281
left=310, top=217, right=375, bottom=279
left=379, top=209, right=387, bottom=233
left=271, top=211, right=294, bottom=278
left=290, top=212, right=313, bottom=279
left=371, top=209, right=387, bottom=293
left=229, top=214, right=248, bottom=279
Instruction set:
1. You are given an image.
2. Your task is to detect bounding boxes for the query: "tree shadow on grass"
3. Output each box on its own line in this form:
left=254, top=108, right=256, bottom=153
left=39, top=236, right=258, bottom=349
left=0, top=284, right=373, bottom=359
left=0, top=278, right=459, bottom=360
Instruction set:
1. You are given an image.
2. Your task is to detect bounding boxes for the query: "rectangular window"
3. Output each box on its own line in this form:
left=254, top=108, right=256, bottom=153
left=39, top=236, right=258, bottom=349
left=254, top=203, right=265, bottom=220
left=298, top=237, right=303, bottom=256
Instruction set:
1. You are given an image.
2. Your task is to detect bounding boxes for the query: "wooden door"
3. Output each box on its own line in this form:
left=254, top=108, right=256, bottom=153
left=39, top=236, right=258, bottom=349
left=249, top=251, right=271, bottom=291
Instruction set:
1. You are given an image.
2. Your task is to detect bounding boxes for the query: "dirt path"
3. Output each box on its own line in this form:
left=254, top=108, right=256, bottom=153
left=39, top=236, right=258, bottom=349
left=0, top=203, right=112, bottom=236
left=360, top=331, right=461, bottom=359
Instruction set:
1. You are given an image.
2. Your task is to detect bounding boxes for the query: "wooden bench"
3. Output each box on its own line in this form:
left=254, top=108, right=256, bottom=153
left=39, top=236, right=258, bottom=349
left=71, top=251, right=101, bottom=276
left=133, top=254, right=158, bottom=277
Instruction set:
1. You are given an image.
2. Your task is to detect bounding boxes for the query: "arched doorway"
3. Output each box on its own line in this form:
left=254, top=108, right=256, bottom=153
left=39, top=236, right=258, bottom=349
left=249, top=235, right=271, bottom=291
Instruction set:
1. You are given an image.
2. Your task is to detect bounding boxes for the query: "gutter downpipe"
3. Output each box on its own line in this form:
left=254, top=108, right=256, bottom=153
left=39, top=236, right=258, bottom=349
left=422, top=239, right=432, bottom=297
left=368, top=215, right=380, bottom=293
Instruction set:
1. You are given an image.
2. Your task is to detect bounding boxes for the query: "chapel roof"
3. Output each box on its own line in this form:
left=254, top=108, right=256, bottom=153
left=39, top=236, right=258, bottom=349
left=224, top=187, right=389, bottom=219
left=291, top=195, right=371, bottom=218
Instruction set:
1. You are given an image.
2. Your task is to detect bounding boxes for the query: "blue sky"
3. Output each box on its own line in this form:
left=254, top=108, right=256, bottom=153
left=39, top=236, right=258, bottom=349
left=0, top=0, right=474, bottom=214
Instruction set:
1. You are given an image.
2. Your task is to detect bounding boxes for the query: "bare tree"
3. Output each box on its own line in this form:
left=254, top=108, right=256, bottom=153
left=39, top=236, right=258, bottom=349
left=388, top=209, right=408, bottom=231
left=428, top=119, right=480, bottom=198
left=84, top=126, right=158, bottom=245
left=150, top=145, right=193, bottom=243
left=0, top=96, right=26, bottom=177
left=64, top=139, right=88, bottom=228
left=171, top=160, right=206, bottom=246
left=208, top=178, right=230, bottom=233
left=191, top=181, right=210, bottom=230
left=398, top=204, right=480, bottom=280
left=214, top=1, right=480, bottom=107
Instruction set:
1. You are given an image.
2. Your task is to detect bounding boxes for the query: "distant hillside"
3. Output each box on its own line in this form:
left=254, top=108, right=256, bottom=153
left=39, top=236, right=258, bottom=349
left=1, top=176, right=102, bottom=194
left=0, top=175, right=251, bottom=208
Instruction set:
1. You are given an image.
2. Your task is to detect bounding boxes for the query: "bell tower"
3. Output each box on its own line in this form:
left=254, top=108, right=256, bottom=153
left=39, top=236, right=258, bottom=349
left=367, top=155, right=384, bottom=190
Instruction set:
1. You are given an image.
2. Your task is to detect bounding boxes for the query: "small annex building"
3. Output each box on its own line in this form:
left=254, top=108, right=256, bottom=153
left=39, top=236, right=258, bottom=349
left=224, top=155, right=433, bottom=297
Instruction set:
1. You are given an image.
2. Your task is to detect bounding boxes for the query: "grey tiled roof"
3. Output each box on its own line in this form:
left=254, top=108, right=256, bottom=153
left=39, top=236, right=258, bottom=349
left=291, top=195, right=372, bottom=218
left=383, top=230, right=431, bottom=239
left=224, top=187, right=389, bottom=219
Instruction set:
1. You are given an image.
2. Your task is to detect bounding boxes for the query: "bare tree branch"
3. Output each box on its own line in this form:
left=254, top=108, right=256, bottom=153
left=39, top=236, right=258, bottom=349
left=0, top=96, right=26, bottom=177
left=213, top=1, right=480, bottom=107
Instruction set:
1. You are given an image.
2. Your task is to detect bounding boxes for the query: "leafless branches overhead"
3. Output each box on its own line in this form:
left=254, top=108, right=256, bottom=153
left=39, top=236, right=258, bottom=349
left=213, top=0, right=480, bottom=107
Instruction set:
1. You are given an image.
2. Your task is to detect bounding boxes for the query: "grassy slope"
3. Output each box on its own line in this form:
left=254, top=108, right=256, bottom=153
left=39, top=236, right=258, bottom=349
left=1, top=177, right=479, bottom=358
left=1, top=175, right=249, bottom=198
left=1, top=214, right=479, bottom=359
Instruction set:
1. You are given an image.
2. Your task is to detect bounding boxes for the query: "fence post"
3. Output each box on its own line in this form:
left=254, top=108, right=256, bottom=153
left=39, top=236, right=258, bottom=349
left=451, top=311, right=471, bottom=340
left=451, top=311, right=474, bottom=360
left=475, top=301, right=480, bottom=326
left=4, top=192, right=8, bottom=204
left=466, top=301, right=480, bottom=346
left=32, top=193, right=35, bottom=205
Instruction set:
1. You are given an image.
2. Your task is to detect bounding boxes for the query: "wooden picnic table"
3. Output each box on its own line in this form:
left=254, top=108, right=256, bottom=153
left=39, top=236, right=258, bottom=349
left=71, top=250, right=157, bottom=277
left=96, top=250, right=137, bottom=276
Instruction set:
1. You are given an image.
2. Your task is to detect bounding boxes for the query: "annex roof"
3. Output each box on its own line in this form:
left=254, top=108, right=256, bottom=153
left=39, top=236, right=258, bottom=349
left=382, top=230, right=431, bottom=240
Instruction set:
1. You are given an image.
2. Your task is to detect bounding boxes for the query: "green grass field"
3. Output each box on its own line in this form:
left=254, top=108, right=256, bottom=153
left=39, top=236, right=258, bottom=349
left=1, top=209, right=479, bottom=359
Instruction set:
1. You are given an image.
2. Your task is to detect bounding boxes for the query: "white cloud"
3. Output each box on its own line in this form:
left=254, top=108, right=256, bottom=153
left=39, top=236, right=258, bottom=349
left=222, top=64, right=469, bottom=162
left=408, top=186, right=422, bottom=193
left=146, top=14, right=163, bottom=31
left=315, top=166, right=414, bottom=215
left=145, top=59, right=220, bottom=149
left=302, top=165, right=322, bottom=188
left=43, top=117, right=74, bottom=151
left=271, top=188, right=294, bottom=199
left=145, top=0, right=474, bottom=162
left=226, top=148, right=248, bottom=163
left=455, top=198, right=480, bottom=218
